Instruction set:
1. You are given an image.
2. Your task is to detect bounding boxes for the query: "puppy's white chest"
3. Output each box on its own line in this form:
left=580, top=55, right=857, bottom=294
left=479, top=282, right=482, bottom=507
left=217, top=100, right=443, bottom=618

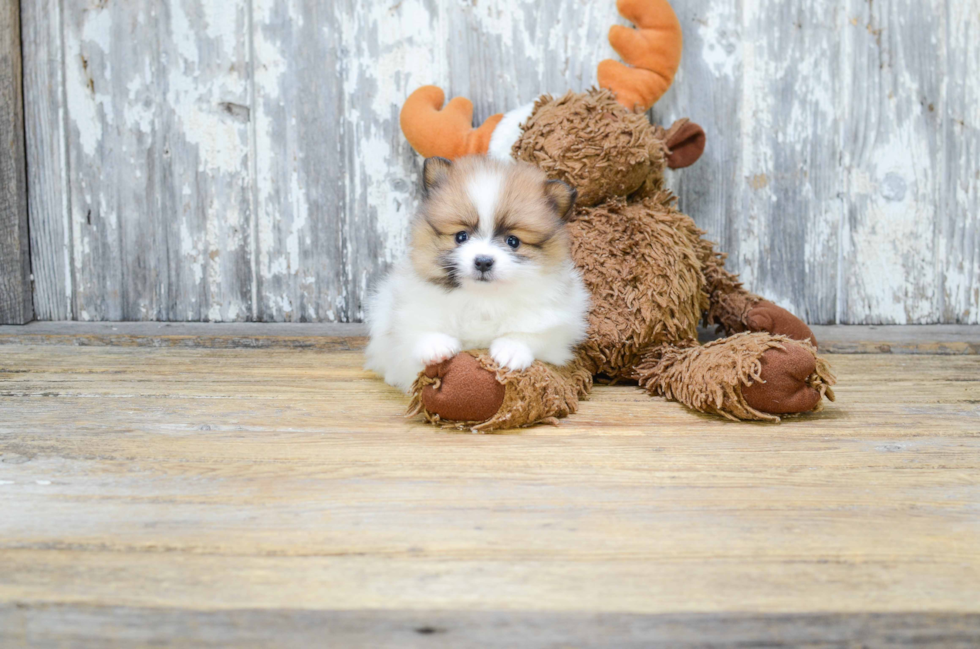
left=445, top=298, right=510, bottom=346
left=457, top=310, right=504, bottom=344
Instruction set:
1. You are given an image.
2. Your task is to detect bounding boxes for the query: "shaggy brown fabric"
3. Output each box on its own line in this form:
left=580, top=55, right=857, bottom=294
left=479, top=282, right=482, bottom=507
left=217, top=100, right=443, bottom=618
left=742, top=344, right=831, bottom=414
left=698, top=238, right=764, bottom=334
left=512, top=89, right=665, bottom=208
left=569, top=195, right=708, bottom=380
left=408, top=352, right=592, bottom=432
left=634, top=332, right=835, bottom=422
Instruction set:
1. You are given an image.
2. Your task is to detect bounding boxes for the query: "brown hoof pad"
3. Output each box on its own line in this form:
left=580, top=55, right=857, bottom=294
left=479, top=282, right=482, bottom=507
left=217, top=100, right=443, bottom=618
left=745, top=301, right=818, bottom=347
left=742, top=344, right=822, bottom=415
left=421, top=353, right=506, bottom=422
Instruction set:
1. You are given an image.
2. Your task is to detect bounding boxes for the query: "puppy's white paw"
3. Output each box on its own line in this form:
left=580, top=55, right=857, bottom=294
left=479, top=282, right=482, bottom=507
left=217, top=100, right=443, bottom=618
left=490, top=338, right=535, bottom=371
left=414, top=333, right=462, bottom=367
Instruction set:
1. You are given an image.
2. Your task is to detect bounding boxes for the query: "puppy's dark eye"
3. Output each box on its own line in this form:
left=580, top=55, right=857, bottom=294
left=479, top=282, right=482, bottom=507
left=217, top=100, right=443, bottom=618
left=506, top=235, right=520, bottom=249
left=454, top=231, right=469, bottom=244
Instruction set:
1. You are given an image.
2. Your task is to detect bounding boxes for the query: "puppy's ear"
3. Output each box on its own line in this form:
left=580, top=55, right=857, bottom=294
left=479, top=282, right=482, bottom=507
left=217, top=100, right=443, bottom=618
left=544, top=179, right=578, bottom=222
left=422, top=157, right=453, bottom=197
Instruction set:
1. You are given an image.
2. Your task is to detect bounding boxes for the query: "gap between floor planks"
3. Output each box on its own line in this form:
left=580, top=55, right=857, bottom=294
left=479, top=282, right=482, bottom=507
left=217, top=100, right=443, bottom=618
left=0, top=322, right=978, bottom=354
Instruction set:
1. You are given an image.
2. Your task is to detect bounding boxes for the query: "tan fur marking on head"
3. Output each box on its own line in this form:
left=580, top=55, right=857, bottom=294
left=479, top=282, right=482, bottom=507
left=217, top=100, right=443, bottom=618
left=411, top=157, right=574, bottom=283
left=492, top=161, right=571, bottom=270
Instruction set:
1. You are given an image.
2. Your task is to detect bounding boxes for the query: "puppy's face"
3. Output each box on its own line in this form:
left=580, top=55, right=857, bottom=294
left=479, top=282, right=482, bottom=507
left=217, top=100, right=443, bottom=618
left=410, top=156, right=577, bottom=289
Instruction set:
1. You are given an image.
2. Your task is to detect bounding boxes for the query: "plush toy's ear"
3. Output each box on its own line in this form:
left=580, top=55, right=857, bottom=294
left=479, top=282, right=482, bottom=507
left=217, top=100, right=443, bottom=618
left=422, top=157, right=453, bottom=196
left=544, top=180, right=578, bottom=221
left=664, top=119, right=706, bottom=169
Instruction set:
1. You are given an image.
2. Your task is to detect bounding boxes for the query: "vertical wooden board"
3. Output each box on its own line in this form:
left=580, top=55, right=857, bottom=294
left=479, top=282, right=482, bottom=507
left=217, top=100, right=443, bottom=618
left=0, top=0, right=33, bottom=324
left=251, top=0, right=347, bottom=322
left=335, top=0, right=445, bottom=322
left=941, top=0, right=980, bottom=324
left=160, top=0, right=253, bottom=322
left=839, top=0, right=944, bottom=324
left=21, top=0, right=72, bottom=321
left=61, top=0, right=121, bottom=320
left=653, top=0, right=742, bottom=300
left=63, top=0, right=252, bottom=321
left=733, top=0, right=842, bottom=323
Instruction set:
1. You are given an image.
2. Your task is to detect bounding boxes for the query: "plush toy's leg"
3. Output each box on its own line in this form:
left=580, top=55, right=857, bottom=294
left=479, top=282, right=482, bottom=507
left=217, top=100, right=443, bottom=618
left=408, top=352, right=592, bottom=432
left=699, top=240, right=818, bottom=346
left=634, top=333, right=835, bottom=421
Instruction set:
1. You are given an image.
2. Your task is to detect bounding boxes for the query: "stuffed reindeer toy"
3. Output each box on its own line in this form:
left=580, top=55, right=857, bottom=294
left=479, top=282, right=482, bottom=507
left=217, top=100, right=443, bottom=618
left=395, top=0, right=835, bottom=431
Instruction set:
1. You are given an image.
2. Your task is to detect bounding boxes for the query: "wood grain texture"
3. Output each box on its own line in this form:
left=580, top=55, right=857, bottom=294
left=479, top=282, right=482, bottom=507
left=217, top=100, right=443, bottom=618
left=0, top=0, right=33, bottom=325
left=739, top=0, right=841, bottom=324
left=20, top=0, right=71, bottom=321
left=19, top=0, right=980, bottom=323
left=60, top=0, right=253, bottom=321
left=250, top=0, right=347, bottom=322
left=3, top=607, right=980, bottom=648
left=841, top=0, right=942, bottom=324
left=941, top=0, right=980, bottom=323
left=0, top=344, right=978, bottom=644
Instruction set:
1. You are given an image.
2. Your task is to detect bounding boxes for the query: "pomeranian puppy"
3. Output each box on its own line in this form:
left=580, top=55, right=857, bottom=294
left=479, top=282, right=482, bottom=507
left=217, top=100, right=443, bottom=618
left=366, top=156, right=590, bottom=392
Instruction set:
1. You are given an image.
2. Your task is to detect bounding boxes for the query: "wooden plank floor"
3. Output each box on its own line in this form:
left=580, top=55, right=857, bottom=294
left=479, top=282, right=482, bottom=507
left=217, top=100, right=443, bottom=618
left=1, top=335, right=979, bottom=646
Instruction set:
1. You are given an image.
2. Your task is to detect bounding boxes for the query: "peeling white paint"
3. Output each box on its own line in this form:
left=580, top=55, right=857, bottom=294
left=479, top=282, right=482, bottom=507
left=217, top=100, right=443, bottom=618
left=285, top=173, right=309, bottom=273
left=181, top=220, right=205, bottom=286
left=840, top=0, right=947, bottom=324
left=167, top=0, right=249, bottom=175
left=338, top=0, right=445, bottom=269
left=64, top=8, right=112, bottom=157
left=698, top=4, right=739, bottom=80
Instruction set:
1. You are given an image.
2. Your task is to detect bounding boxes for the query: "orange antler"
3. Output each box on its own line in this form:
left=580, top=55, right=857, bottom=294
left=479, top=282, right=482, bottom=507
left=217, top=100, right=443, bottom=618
left=597, top=0, right=683, bottom=112
left=399, top=86, right=504, bottom=160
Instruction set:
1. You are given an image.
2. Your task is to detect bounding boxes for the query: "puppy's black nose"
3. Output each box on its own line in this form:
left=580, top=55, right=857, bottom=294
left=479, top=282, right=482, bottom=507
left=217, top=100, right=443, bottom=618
left=474, top=255, right=495, bottom=272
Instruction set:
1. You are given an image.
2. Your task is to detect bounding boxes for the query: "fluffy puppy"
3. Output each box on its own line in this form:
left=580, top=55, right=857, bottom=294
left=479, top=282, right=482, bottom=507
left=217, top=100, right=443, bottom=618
left=366, top=156, right=590, bottom=392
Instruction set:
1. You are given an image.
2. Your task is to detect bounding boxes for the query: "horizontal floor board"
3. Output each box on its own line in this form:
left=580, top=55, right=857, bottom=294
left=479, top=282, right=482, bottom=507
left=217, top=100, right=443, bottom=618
left=3, top=607, right=979, bottom=648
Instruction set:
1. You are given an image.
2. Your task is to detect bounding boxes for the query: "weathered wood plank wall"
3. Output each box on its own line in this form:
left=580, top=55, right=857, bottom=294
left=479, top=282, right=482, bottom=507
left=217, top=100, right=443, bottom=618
left=1, top=0, right=33, bottom=324
left=20, top=0, right=980, bottom=323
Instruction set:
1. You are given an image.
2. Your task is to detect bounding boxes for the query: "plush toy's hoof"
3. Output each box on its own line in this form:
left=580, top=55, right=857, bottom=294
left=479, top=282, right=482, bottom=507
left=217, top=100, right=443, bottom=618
left=420, top=353, right=506, bottom=423
left=745, top=301, right=818, bottom=347
left=742, top=343, right=822, bottom=414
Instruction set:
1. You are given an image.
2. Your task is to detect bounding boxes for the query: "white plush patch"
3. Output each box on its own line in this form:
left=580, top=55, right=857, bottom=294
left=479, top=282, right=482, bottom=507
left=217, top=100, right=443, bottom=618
left=466, top=171, right=504, bottom=236
left=488, top=101, right=537, bottom=161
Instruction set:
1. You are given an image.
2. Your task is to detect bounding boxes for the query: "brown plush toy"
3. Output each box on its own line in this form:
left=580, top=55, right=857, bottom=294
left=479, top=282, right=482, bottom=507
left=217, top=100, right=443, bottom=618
left=399, top=0, right=835, bottom=431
